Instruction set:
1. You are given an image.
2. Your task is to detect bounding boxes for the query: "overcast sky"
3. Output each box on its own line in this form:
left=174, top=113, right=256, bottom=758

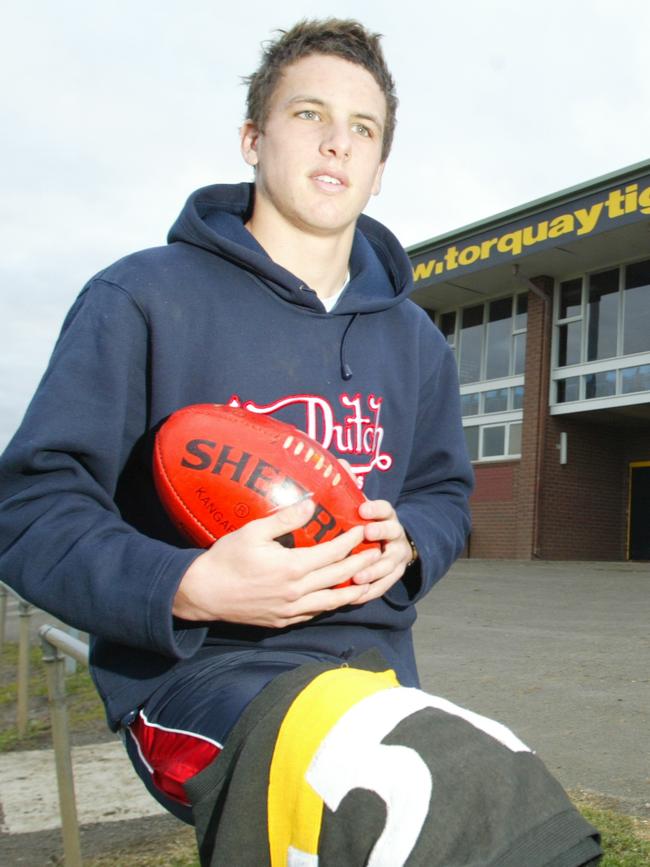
left=2, top=0, right=649, bottom=449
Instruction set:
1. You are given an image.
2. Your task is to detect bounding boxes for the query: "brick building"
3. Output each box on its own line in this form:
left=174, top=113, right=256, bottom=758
left=408, top=160, right=650, bottom=561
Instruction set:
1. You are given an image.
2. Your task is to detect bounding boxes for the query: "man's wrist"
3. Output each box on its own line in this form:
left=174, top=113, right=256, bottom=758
left=405, top=532, right=418, bottom=567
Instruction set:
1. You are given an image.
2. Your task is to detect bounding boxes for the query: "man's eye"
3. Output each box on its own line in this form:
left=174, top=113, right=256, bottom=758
left=352, top=123, right=371, bottom=137
left=298, top=110, right=320, bottom=121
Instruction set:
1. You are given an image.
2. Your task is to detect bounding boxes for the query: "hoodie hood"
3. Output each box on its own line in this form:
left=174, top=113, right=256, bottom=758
left=167, top=183, right=414, bottom=315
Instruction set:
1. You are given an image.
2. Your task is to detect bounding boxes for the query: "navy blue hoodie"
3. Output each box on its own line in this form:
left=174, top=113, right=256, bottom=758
left=0, top=183, right=472, bottom=729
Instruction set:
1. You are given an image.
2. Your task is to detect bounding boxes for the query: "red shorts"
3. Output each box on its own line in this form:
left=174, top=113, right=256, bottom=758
left=128, top=710, right=222, bottom=806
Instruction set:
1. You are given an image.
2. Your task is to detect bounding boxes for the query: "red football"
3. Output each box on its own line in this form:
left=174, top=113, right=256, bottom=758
left=153, top=404, right=378, bottom=564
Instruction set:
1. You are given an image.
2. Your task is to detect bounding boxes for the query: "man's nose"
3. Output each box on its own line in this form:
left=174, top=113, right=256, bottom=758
left=319, top=122, right=352, bottom=160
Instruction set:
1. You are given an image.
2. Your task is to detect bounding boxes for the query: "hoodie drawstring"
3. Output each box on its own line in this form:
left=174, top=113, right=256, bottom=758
left=340, top=313, right=359, bottom=381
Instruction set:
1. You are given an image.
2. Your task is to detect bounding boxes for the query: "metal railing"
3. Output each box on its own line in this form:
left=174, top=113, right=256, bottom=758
left=1, top=581, right=82, bottom=727
left=39, top=624, right=90, bottom=867
left=1, top=584, right=89, bottom=865
left=0, top=582, right=34, bottom=737
left=0, top=582, right=6, bottom=650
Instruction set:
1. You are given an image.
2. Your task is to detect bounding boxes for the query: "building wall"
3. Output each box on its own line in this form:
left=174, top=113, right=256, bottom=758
left=623, top=430, right=650, bottom=467
left=467, top=462, right=520, bottom=558
left=538, top=416, right=626, bottom=560
left=516, top=282, right=552, bottom=559
left=464, top=281, right=650, bottom=561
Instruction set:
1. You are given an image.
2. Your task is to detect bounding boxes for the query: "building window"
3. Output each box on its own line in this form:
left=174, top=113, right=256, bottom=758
left=486, top=298, right=513, bottom=379
left=585, top=370, right=616, bottom=399
left=461, top=393, right=480, bottom=416
left=559, top=278, right=583, bottom=319
left=463, top=421, right=522, bottom=462
left=441, top=293, right=527, bottom=461
left=437, top=292, right=528, bottom=461
left=484, top=388, right=509, bottom=413
left=482, top=425, right=505, bottom=457
left=556, top=259, right=650, bottom=366
left=621, top=364, right=650, bottom=394
left=552, top=256, right=650, bottom=413
left=459, top=305, right=483, bottom=384
left=515, top=293, right=528, bottom=329
left=556, top=376, right=580, bottom=403
left=508, top=421, right=522, bottom=455
left=451, top=294, right=528, bottom=385
left=464, top=426, right=479, bottom=461
left=461, top=385, right=524, bottom=417
left=623, top=260, right=650, bottom=355
left=557, top=278, right=583, bottom=367
left=439, top=311, right=456, bottom=350
left=558, top=321, right=581, bottom=366
left=587, top=269, right=619, bottom=361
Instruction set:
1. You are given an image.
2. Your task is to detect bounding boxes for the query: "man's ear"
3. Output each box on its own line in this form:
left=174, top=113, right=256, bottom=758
left=240, top=120, right=260, bottom=167
left=371, top=162, right=386, bottom=197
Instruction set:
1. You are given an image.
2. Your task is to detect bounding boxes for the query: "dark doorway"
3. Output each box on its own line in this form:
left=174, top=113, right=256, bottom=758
left=629, top=463, right=650, bottom=560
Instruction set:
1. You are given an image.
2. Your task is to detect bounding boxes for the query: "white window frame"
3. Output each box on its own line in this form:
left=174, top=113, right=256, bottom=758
left=440, top=294, right=527, bottom=463
left=550, top=255, right=650, bottom=415
left=442, top=292, right=529, bottom=386
left=463, top=419, right=523, bottom=463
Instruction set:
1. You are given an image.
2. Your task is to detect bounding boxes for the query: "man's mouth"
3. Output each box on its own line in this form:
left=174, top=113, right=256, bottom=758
left=312, top=172, right=347, bottom=188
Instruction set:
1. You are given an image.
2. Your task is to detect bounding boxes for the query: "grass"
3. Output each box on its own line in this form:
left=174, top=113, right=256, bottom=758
left=0, top=640, right=106, bottom=751
left=571, top=791, right=650, bottom=867
left=83, top=828, right=200, bottom=867
left=78, top=794, right=650, bottom=867
left=2, top=641, right=649, bottom=865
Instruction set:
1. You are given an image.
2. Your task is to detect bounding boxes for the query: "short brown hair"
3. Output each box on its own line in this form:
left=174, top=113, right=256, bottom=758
left=244, top=18, right=398, bottom=161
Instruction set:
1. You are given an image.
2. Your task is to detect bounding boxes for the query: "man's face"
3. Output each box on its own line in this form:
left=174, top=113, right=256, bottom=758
left=240, top=53, right=387, bottom=239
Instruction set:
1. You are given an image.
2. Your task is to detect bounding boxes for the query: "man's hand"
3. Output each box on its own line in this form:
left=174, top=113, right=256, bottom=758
left=173, top=498, right=381, bottom=627
left=335, top=461, right=413, bottom=603
left=348, top=498, right=414, bottom=601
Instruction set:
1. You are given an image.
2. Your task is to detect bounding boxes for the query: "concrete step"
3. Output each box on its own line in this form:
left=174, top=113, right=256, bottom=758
left=0, top=740, right=164, bottom=835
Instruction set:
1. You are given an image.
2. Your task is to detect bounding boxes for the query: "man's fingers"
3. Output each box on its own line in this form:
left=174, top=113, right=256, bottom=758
left=363, top=519, right=399, bottom=543
left=348, top=572, right=397, bottom=606
left=358, top=498, right=393, bottom=520
left=301, top=542, right=381, bottom=591
left=243, top=498, right=378, bottom=577
left=353, top=534, right=411, bottom=582
left=284, top=581, right=371, bottom=620
left=292, top=522, right=368, bottom=568
left=248, top=499, right=368, bottom=557
left=246, top=497, right=316, bottom=540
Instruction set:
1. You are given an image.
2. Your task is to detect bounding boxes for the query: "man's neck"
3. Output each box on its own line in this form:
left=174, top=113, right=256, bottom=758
left=245, top=211, right=354, bottom=302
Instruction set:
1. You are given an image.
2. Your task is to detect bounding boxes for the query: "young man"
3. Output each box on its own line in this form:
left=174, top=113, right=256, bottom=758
left=0, top=19, right=600, bottom=866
